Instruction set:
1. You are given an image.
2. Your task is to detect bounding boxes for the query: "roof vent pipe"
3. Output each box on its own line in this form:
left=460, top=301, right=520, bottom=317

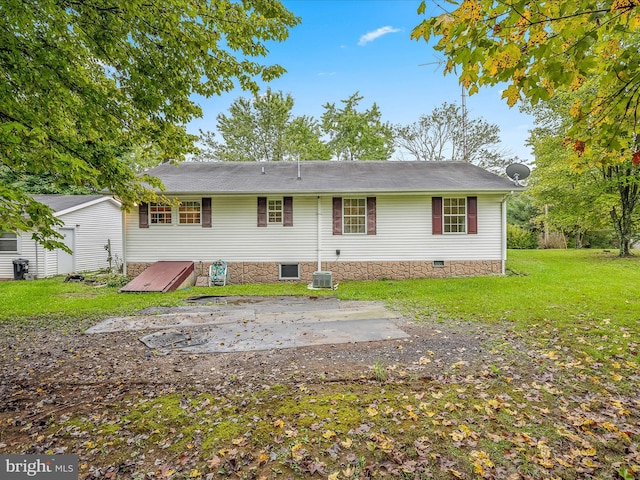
left=297, top=157, right=301, bottom=180
left=261, top=166, right=265, bottom=175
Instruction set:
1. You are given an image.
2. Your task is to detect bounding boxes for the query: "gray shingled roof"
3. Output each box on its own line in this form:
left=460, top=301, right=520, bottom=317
left=31, top=195, right=109, bottom=213
left=145, top=161, right=519, bottom=194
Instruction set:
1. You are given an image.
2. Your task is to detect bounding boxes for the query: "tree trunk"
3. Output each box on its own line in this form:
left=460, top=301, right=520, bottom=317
left=606, top=165, right=638, bottom=257
left=610, top=205, right=633, bottom=256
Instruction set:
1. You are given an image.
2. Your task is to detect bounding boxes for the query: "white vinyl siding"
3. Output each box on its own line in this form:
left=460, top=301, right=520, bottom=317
left=125, top=194, right=504, bottom=265
left=126, top=196, right=317, bottom=263
left=423, top=195, right=502, bottom=260
left=323, top=195, right=502, bottom=262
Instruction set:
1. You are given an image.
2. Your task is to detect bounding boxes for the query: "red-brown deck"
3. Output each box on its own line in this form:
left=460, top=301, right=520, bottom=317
left=120, top=261, right=195, bottom=293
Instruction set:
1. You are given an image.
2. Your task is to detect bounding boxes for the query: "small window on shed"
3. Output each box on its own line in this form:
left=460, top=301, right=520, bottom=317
left=279, top=263, right=300, bottom=280
left=0, top=232, right=18, bottom=252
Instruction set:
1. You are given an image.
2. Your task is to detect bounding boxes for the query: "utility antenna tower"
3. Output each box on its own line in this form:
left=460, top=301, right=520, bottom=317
left=420, top=58, right=469, bottom=162
left=460, top=84, right=468, bottom=162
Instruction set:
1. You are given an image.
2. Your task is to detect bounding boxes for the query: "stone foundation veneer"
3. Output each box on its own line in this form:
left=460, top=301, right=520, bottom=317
left=126, top=260, right=502, bottom=285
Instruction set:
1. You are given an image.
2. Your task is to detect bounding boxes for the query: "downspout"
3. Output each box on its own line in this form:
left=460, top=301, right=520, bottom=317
left=317, top=196, right=322, bottom=272
left=122, top=207, right=127, bottom=276
left=501, top=192, right=512, bottom=274
left=34, top=239, right=39, bottom=279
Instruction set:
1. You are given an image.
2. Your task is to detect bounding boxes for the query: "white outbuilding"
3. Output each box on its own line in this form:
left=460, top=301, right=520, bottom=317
left=0, top=195, right=123, bottom=279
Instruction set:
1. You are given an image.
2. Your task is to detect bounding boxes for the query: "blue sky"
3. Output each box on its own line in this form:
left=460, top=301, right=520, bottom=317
left=189, top=0, right=534, bottom=162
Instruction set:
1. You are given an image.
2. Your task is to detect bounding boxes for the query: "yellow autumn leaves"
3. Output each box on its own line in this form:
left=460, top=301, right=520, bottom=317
left=456, top=0, right=482, bottom=22
left=611, top=0, right=640, bottom=13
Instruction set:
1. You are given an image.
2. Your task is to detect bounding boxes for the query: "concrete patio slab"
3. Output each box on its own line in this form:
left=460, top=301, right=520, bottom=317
left=86, top=296, right=409, bottom=353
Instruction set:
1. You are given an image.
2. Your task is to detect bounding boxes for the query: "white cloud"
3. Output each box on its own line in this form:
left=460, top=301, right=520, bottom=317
left=318, top=72, right=337, bottom=77
left=358, top=26, right=401, bottom=46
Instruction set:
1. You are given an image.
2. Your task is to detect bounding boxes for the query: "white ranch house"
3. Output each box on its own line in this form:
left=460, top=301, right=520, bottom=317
left=0, top=195, right=123, bottom=279
left=124, top=161, right=520, bottom=284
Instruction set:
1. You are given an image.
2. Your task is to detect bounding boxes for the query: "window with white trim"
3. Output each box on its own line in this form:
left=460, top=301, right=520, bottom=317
left=150, top=203, right=172, bottom=224
left=179, top=201, right=201, bottom=224
left=443, top=197, right=466, bottom=233
left=0, top=232, right=18, bottom=252
left=268, top=199, right=283, bottom=224
left=343, top=198, right=366, bottom=234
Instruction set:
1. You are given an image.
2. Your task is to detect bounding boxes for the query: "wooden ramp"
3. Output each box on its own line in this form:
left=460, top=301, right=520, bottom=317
left=120, top=261, right=195, bottom=293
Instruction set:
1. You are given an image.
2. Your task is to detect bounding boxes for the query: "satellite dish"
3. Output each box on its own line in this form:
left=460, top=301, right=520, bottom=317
left=506, top=163, right=530, bottom=185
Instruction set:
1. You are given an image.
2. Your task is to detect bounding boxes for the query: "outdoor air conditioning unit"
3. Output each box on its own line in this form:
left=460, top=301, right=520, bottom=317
left=312, top=271, right=333, bottom=289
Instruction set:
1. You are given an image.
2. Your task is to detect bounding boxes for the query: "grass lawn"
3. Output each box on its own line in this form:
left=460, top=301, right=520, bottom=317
left=0, top=249, right=638, bottom=479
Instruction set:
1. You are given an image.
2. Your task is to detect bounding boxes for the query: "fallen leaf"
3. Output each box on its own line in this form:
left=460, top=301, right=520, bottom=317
left=340, top=438, right=352, bottom=449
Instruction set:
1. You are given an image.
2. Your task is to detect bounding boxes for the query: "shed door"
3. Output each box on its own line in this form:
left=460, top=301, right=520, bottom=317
left=57, top=228, right=75, bottom=274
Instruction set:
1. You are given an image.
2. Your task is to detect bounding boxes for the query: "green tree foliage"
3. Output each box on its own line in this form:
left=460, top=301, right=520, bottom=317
left=0, top=166, right=92, bottom=195
left=321, top=92, right=394, bottom=161
left=411, top=0, right=640, bottom=154
left=507, top=193, right=538, bottom=230
left=394, top=102, right=519, bottom=172
left=526, top=95, right=638, bottom=254
left=507, top=193, right=539, bottom=249
left=285, top=115, right=331, bottom=161
left=197, top=89, right=329, bottom=162
left=528, top=134, right=613, bottom=248
left=507, top=224, right=538, bottom=249
left=0, top=0, right=298, bottom=248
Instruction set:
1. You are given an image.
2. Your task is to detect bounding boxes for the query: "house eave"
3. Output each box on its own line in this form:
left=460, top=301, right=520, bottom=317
left=155, top=188, right=521, bottom=197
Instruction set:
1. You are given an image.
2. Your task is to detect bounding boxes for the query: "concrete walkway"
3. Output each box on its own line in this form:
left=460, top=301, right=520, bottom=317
left=85, top=296, right=409, bottom=353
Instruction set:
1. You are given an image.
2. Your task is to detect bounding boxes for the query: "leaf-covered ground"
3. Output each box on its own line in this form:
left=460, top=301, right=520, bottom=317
left=0, top=303, right=638, bottom=479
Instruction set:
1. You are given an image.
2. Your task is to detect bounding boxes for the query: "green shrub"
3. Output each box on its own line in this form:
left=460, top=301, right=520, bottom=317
left=105, top=275, right=131, bottom=288
left=507, top=224, right=537, bottom=249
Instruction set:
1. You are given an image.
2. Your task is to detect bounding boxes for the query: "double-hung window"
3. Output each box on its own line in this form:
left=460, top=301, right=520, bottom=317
left=268, top=199, right=283, bottom=224
left=343, top=198, right=366, bottom=234
left=443, top=197, right=466, bottom=233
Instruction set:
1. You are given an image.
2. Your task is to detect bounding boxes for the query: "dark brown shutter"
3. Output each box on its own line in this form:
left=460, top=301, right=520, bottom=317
left=332, top=197, right=342, bottom=235
left=139, top=202, right=149, bottom=228
left=467, top=196, right=477, bottom=234
left=283, top=196, right=293, bottom=227
left=367, top=197, right=376, bottom=235
left=202, top=197, right=212, bottom=228
left=432, top=197, right=442, bottom=235
left=257, top=197, right=267, bottom=227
